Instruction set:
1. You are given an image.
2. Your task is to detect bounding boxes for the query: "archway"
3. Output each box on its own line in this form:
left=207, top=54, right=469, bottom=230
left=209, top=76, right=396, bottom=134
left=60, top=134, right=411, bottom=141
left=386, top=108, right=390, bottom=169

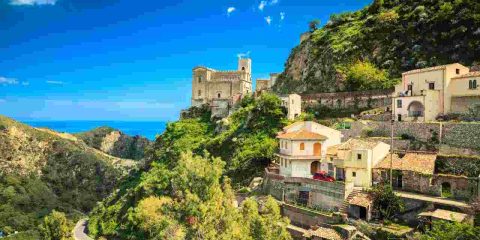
left=441, top=182, right=452, bottom=198
left=313, top=143, right=322, bottom=156
left=408, top=101, right=425, bottom=117
left=310, top=161, right=321, bottom=174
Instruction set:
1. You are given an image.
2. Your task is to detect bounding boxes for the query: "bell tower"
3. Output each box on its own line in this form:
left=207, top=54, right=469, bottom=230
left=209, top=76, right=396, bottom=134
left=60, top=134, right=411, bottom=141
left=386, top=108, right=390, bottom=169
left=238, top=57, right=252, bottom=75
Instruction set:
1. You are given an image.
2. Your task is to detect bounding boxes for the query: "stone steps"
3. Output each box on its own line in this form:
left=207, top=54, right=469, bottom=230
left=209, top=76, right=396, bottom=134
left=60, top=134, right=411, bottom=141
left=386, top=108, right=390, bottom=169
left=339, top=189, right=363, bottom=214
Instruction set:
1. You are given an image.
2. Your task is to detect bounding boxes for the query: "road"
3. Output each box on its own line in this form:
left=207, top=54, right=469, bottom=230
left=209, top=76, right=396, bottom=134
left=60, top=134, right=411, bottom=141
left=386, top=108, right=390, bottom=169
left=73, top=219, right=93, bottom=240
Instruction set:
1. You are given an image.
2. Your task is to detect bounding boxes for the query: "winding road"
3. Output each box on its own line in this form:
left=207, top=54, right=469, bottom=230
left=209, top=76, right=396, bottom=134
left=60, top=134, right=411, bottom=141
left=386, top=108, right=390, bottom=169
left=73, top=219, right=93, bottom=240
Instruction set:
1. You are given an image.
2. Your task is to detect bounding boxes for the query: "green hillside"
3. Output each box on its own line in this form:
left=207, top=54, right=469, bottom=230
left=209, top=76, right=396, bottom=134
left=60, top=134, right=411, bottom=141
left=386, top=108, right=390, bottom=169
left=0, top=115, right=133, bottom=237
left=273, top=0, right=480, bottom=94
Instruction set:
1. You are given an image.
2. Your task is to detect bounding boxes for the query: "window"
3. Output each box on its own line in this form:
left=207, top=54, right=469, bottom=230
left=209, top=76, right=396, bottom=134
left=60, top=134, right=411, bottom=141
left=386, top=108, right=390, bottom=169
left=407, top=84, right=413, bottom=91
left=198, top=76, right=202, bottom=83
left=475, top=80, right=478, bottom=89
left=300, top=142, right=305, bottom=150
left=285, top=142, right=288, bottom=149
left=357, top=154, right=362, bottom=160
left=330, top=157, right=334, bottom=161
left=456, top=69, right=460, bottom=75
left=352, top=172, right=356, bottom=177
left=217, top=93, right=221, bottom=98
left=470, top=80, right=478, bottom=90
left=397, top=99, right=402, bottom=108
left=198, top=90, right=201, bottom=96
left=428, top=82, right=435, bottom=90
left=242, top=67, right=245, bottom=71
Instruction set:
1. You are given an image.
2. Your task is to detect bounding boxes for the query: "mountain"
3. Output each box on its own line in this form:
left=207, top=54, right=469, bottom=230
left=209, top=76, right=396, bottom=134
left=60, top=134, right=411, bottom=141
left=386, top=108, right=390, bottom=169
left=75, top=126, right=151, bottom=160
left=273, top=0, right=480, bottom=94
left=0, top=115, right=134, bottom=236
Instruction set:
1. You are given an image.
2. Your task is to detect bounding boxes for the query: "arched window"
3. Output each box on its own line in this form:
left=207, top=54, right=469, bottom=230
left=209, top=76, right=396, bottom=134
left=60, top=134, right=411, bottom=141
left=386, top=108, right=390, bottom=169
left=469, top=80, right=473, bottom=89
left=474, top=80, right=478, bottom=89
left=300, top=142, right=305, bottom=150
left=198, top=76, right=202, bottom=83
left=242, top=67, right=245, bottom=71
left=217, top=93, right=221, bottom=98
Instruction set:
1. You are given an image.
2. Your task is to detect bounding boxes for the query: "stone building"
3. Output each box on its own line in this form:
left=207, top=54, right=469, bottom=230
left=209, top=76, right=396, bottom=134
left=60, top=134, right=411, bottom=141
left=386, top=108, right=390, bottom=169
left=392, top=63, right=480, bottom=122
left=280, top=94, right=302, bottom=120
left=191, top=57, right=253, bottom=117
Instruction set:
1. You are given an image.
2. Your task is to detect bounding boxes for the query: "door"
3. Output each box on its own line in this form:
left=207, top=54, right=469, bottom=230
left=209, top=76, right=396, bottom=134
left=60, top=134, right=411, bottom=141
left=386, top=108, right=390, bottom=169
left=310, top=161, right=321, bottom=175
left=298, top=191, right=309, bottom=206
left=397, top=114, right=402, bottom=121
left=359, top=207, right=367, bottom=220
left=313, top=143, right=322, bottom=156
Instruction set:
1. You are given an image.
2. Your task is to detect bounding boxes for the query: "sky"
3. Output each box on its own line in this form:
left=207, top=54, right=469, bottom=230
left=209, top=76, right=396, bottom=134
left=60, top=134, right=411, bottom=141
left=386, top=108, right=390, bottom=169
left=0, top=0, right=372, bottom=121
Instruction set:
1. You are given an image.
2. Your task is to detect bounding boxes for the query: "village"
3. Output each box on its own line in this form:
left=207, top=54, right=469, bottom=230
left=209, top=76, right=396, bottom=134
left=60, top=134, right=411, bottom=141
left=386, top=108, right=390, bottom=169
left=187, top=57, right=480, bottom=239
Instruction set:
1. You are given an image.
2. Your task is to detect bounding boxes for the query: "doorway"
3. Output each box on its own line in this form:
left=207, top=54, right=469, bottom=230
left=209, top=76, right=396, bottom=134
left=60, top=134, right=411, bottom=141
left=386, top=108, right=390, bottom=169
left=397, top=114, right=402, bottom=121
left=310, top=161, right=321, bottom=175
left=359, top=207, right=367, bottom=220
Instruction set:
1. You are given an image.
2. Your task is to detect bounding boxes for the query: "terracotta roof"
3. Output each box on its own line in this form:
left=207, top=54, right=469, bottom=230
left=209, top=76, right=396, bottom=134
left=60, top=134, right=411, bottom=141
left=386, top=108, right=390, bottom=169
left=337, top=138, right=381, bottom=150
left=451, top=71, right=480, bottom=79
left=419, top=209, right=469, bottom=222
left=402, top=63, right=461, bottom=75
left=374, top=153, right=437, bottom=174
left=283, top=121, right=305, bottom=130
left=306, top=227, right=343, bottom=240
left=277, top=129, right=327, bottom=140
left=348, top=193, right=372, bottom=208
left=327, top=144, right=341, bottom=156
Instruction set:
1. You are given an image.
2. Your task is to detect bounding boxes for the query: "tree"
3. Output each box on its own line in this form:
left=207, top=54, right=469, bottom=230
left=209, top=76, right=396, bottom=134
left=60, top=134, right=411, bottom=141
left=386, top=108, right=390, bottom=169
left=39, top=210, right=70, bottom=240
left=309, top=19, right=320, bottom=32
left=417, top=220, right=480, bottom=240
left=342, top=61, right=396, bottom=91
left=368, top=184, right=404, bottom=220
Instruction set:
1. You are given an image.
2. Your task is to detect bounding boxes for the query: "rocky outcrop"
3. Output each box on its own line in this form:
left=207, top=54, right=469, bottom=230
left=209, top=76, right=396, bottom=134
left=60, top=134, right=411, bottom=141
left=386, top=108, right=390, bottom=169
left=76, top=127, right=151, bottom=160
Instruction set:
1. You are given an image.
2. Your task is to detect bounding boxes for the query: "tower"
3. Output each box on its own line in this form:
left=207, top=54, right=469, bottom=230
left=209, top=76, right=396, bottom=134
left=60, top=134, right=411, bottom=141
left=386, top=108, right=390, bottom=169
left=238, top=58, right=252, bottom=75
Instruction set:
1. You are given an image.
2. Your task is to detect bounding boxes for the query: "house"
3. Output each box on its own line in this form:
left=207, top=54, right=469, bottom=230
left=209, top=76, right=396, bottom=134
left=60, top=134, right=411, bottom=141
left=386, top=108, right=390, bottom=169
left=280, top=94, right=302, bottom=120
left=326, top=139, right=390, bottom=188
left=276, top=121, right=342, bottom=178
left=191, top=57, right=253, bottom=117
left=392, top=63, right=480, bottom=122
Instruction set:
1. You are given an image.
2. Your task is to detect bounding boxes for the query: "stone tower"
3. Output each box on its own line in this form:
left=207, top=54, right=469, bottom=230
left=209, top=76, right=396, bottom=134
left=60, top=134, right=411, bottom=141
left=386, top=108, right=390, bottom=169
left=238, top=58, right=252, bottom=75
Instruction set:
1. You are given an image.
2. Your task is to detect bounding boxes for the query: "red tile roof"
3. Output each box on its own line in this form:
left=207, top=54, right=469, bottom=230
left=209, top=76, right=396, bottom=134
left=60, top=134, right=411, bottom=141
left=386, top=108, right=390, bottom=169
left=277, top=129, right=327, bottom=140
left=374, top=153, right=437, bottom=174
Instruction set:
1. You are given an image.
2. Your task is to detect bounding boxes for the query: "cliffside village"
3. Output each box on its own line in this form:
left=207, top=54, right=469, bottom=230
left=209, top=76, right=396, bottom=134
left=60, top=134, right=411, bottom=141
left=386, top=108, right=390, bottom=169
left=188, top=58, right=480, bottom=239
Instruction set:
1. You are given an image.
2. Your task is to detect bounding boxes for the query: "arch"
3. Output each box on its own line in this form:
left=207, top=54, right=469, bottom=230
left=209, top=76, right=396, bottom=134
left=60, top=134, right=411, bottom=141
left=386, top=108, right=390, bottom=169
left=310, top=161, right=321, bottom=175
left=441, top=182, right=452, bottom=197
left=242, top=67, right=245, bottom=71
left=313, top=143, right=322, bottom=156
left=300, top=142, right=305, bottom=150
left=217, top=92, right=221, bottom=98
left=407, top=101, right=424, bottom=117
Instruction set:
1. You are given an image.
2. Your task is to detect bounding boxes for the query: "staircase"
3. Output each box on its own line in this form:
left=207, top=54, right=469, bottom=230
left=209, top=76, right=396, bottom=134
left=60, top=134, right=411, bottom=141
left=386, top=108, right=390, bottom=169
left=339, top=188, right=364, bottom=214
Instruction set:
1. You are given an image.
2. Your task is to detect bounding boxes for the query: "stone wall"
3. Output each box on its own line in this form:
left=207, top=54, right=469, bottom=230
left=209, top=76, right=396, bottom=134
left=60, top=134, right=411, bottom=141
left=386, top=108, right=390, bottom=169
left=282, top=203, right=343, bottom=228
left=302, top=89, right=393, bottom=110
left=442, top=123, right=480, bottom=150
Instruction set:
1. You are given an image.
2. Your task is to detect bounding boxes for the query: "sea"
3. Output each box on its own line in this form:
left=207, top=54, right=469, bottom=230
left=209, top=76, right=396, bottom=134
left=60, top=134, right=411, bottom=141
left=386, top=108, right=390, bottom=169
left=21, top=120, right=167, bottom=141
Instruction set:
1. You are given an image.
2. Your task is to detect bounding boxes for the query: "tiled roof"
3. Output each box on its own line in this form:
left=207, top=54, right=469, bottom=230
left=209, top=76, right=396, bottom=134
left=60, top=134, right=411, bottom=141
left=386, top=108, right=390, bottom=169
left=282, top=121, right=304, bottom=130
left=277, top=129, right=327, bottom=140
left=327, top=144, right=341, bottom=155
left=337, top=138, right=381, bottom=150
left=451, top=71, right=480, bottom=79
left=306, top=227, right=343, bottom=240
left=348, top=193, right=372, bottom=208
left=418, top=209, right=468, bottom=222
left=374, top=153, right=437, bottom=174
left=402, top=63, right=459, bottom=75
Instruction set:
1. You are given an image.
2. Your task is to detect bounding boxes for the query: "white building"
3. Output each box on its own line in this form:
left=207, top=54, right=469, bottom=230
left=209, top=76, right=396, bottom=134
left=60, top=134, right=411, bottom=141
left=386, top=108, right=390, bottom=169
left=280, top=94, right=302, bottom=120
left=276, top=121, right=342, bottom=178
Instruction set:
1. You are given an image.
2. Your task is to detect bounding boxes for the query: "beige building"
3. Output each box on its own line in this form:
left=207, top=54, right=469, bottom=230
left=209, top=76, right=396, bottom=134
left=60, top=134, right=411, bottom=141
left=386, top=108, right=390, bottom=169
left=326, top=139, right=390, bottom=188
left=280, top=94, right=302, bottom=120
left=392, top=63, right=480, bottom=122
left=276, top=121, right=342, bottom=178
left=255, top=79, right=270, bottom=93
left=191, top=58, right=253, bottom=117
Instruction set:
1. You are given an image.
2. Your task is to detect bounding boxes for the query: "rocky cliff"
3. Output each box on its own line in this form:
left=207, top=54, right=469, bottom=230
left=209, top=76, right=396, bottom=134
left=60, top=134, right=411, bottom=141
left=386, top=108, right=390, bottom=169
left=75, top=126, right=151, bottom=160
left=273, top=0, right=480, bottom=94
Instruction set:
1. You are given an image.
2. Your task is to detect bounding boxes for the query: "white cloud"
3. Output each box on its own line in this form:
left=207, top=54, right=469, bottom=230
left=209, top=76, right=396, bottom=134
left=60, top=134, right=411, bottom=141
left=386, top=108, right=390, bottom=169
left=237, top=51, right=251, bottom=59
left=280, top=12, right=285, bottom=21
left=0, top=77, right=18, bottom=86
left=264, top=16, right=272, bottom=25
left=271, top=0, right=279, bottom=5
left=46, top=80, right=64, bottom=85
left=10, top=0, right=57, bottom=5
left=258, top=1, right=267, bottom=11
left=227, top=7, right=235, bottom=16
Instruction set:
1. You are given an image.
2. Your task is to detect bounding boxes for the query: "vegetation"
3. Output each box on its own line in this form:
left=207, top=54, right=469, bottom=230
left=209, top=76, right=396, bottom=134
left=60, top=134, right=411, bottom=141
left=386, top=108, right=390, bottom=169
left=274, top=0, right=480, bottom=94
left=76, top=126, right=150, bottom=160
left=88, top=93, right=291, bottom=239
left=0, top=115, right=128, bottom=237
left=416, top=220, right=480, bottom=240
left=39, top=210, right=71, bottom=240
left=368, top=184, right=404, bottom=220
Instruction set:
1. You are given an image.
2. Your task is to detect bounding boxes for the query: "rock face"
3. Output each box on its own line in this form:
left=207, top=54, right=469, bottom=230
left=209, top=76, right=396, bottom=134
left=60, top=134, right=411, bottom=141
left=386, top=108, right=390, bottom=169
left=76, top=127, right=150, bottom=160
left=273, top=0, right=480, bottom=94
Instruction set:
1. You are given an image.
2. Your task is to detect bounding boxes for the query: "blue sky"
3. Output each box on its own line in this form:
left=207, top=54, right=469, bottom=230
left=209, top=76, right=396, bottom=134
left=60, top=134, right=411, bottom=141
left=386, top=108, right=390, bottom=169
left=0, top=0, right=371, bottom=121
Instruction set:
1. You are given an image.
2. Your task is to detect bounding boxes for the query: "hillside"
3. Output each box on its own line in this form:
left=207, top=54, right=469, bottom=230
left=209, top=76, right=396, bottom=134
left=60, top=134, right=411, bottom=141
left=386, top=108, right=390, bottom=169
left=273, top=0, right=480, bottom=94
left=75, top=126, right=150, bottom=160
left=0, top=115, right=134, bottom=236
left=87, top=94, right=292, bottom=239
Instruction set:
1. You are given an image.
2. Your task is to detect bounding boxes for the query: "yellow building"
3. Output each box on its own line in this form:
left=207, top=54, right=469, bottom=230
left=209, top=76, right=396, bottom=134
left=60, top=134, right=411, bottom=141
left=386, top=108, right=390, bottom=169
left=191, top=58, right=252, bottom=117
left=392, top=63, right=480, bottom=122
left=326, top=139, right=390, bottom=188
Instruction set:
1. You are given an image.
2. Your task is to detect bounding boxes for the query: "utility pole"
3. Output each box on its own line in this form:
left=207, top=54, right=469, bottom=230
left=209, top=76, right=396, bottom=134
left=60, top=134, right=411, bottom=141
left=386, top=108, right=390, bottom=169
left=390, top=117, right=394, bottom=187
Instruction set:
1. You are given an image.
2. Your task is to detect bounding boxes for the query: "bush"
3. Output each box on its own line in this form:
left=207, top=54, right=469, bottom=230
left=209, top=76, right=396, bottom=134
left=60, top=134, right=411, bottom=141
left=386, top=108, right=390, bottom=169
left=368, top=184, right=404, bottom=220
